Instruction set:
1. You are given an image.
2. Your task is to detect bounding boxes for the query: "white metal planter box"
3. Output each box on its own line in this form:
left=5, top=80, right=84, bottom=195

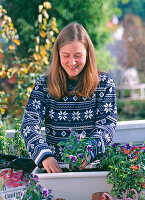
left=33, top=166, right=111, bottom=200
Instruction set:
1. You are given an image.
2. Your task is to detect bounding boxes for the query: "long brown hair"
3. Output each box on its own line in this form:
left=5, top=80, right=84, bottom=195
left=47, top=22, right=99, bottom=99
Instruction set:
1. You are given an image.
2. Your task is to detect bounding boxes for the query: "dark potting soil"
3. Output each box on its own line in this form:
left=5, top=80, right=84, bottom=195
left=40, top=165, right=109, bottom=173
left=62, top=165, right=109, bottom=172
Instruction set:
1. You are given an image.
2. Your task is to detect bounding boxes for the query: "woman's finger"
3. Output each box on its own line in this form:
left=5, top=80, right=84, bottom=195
left=52, top=165, right=63, bottom=173
left=45, top=167, right=51, bottom=173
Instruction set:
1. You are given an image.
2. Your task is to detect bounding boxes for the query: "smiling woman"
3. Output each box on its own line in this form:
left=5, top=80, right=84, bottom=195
left=21, top=22, right=117, bottom=174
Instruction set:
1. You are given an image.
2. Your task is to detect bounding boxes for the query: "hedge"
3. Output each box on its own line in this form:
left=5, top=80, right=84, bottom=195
left=117, top=99, right=145, bottom=121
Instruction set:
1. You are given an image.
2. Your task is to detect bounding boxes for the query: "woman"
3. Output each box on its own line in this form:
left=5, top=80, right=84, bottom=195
left=21, top=22, right=117, bottom=173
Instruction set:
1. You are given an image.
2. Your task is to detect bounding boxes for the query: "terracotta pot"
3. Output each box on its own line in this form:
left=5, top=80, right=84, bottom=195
left=101, top=189, right=139, bottom=200
left=92, top=192, right=106, bottom=200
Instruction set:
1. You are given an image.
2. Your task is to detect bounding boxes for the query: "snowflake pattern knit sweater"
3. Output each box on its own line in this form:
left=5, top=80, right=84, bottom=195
left=21, top=72, right=117, bottom=166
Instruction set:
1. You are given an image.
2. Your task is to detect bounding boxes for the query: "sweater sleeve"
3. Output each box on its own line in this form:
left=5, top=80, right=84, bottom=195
left=90, top=74, right=117, bottom=159
left=21, top=76, right=53, bottom=166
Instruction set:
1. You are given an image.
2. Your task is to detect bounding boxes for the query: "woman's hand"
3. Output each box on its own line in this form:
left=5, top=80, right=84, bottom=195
left=42, top=157, right=63, bottom=173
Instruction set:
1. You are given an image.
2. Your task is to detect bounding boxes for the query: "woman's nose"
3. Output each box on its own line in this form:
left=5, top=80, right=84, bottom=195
left=69, top=57, right=76, bottom=66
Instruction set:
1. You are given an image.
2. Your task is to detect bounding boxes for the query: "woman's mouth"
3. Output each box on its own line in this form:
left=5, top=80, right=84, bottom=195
left=68, top=65, right=79, bottom=70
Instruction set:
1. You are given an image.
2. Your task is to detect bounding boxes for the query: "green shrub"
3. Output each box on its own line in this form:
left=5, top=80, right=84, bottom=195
left=0, top=118, right=29, bottom=157
left=117, top=99, right=145, bottom=121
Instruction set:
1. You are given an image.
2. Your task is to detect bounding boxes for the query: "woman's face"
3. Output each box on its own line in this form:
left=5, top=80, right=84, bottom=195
left=59, top=41, right=87, bottom=80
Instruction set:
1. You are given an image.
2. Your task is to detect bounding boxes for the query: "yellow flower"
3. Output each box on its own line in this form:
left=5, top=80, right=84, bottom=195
left=43, top=2, right=52, bottom=9
left=38, top=14, right=42, bottom=23
left=9, top=22, right=14, bottom=28
left=13, top=39, right=20, bottom=46
left=35, top=45, right=39, bottom=53
left=36, top=36, right=40, bottom=44
left=49, top=31, right=54, bottom=36
left=26, top=87, right=33, bottom=97
left=41, top=24, right=46, bottom=30
left=45, top=43, right=51, bottom=49
left=7, top=16, right=12, bottom=23
left=40, top=46, right=46, bottom=57
left=39, top=5, right=43, bottom=12
left=43, top=56, right=49, bottom=65
left=27, top=87, right=32, bottom=93
left=52, top=37, right=55, bottom=42
left=53, top=27, right=59, bottom=34
left=3, top=8, right=7, bottom=14
left=33, top=53, right=41, bottom=61
left=0, top=70, right=6, bottom=78
left=3, top=15, right=8, bottom=21
left=8, top=68, right=13, bottom=73
left=42, top=18, right=47, bottom=26
left=42, top=9, right=49, bottom=19
left=23, top=68, right=28, bottom=74
left=0, top=108, right=6, bottom=115
left=40, top=30, right=46, bottom=38
left=9, top=44, right=15, bottom=50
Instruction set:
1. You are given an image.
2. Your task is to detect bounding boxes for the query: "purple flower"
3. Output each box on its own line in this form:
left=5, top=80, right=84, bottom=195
left=125, top=143, right=132, bottom=149
left=112, top=143, right=119, bottom=147
left=77, top=134, right=81, bottom=141
left=42, top=188, right=49, bottom=197
left=69, top=127, right=73, bottom=133
left=87, top=145, right=93, bottom=152
left=68, top=145, right=72, bottom=148
left=48, top=189, right=52, bottom=194
left=26, top=180, right=30, bottom=188
left=70, top=155, right=77, bottom=162
left=36, top=183, right=43, bottom=189
left=78, top=153, right=83, bottom=159
left=77, top=134, right=85, bottom=141
left=33, top=174, right=39, bottom=182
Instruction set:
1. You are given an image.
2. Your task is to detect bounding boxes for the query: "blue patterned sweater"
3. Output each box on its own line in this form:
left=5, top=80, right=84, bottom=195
left=21, top=72, right=117, bottom=166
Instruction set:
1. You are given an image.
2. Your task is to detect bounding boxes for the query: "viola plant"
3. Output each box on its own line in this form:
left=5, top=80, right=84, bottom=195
left=58, top=129, right=96, bottom=170
left=100, top=142, right=145, bottom=200
left=18, top=174, right=54, bottom=200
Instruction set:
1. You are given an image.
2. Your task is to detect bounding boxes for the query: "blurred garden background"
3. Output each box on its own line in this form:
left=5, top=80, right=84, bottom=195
left=0, top=0, right=145, bottom=128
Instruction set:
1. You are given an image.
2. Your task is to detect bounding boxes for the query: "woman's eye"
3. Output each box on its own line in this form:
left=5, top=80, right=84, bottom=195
left=74, top=55, right=82, bottom=59
left=62, top=54, right=82, bottom=58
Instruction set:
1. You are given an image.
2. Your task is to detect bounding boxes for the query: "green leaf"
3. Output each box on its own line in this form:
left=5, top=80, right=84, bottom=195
left=58, top=141, right=64, bottom=146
